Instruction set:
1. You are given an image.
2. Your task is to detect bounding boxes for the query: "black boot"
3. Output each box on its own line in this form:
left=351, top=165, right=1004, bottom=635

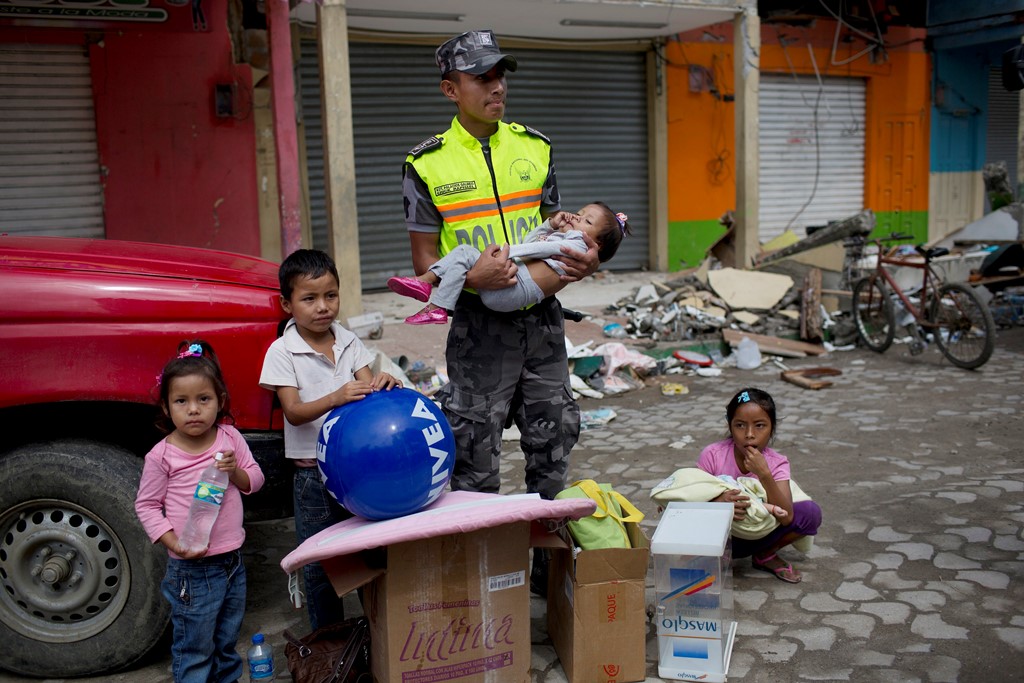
left=529, top=549, right=549, bottom=597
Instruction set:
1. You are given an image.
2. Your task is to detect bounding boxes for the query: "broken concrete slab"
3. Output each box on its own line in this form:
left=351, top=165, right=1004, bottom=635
left=932, top=204, right=1023, bottom=248
left=707, top=268, right=794, bottom=310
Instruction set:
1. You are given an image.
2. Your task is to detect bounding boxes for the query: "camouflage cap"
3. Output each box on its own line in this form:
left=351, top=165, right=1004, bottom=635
left=435, top=30, right=518, bottom=77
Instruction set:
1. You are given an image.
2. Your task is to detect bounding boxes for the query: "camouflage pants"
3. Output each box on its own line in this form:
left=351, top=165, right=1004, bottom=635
left=437, top=294, right=580, bottom=500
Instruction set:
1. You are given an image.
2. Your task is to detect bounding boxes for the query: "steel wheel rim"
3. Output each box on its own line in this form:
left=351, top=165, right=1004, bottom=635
left=0, top=499, right=131, bottom=642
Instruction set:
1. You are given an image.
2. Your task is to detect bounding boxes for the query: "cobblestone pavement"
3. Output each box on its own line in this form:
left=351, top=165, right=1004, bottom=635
left=6, top=273, right=1022, bottom=683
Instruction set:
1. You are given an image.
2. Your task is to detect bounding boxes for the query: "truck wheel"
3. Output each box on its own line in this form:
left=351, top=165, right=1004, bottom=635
left=0, top=441, right=170, bottom=677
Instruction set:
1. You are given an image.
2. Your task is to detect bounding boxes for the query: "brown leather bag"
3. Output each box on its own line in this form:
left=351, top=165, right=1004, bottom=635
left=283, top=617, right=371, bottom=683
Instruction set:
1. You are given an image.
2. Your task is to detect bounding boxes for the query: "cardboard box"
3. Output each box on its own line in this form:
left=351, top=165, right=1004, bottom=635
left=323, top=521, right=531, bottom=683
left=547, top=522, right=651, bottom=683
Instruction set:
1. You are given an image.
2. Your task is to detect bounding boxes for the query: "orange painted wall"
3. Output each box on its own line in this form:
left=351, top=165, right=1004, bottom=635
left=666, top=21, right=930, bottom=225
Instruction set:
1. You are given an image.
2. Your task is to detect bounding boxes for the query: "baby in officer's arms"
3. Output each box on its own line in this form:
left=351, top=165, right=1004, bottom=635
left=387, top=201, right=631, bottom=324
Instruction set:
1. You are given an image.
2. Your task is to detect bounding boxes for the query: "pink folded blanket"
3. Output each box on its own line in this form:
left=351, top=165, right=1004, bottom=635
left=281, top=490, right=596, bottom=574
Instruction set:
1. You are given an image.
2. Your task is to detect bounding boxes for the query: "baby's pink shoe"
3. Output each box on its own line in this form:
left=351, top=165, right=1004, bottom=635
left=405, top=307, right=448, bottom=325
left=387, top=276, right=432, bottom=303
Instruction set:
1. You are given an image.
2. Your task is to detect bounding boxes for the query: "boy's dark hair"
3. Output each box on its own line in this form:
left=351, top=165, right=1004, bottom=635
left=725, top=387, right=777, bottom=441
left=591, top=201, right=632, bottom=263
left=278, top=249, right=340, bottom=300
left=156, top=340, right=233, bottom=433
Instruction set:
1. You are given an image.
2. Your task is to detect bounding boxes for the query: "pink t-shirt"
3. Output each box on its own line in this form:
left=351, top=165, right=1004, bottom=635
left=696, top=438, right=791, bottom=482
left=135, top=424, right=265, bottom=559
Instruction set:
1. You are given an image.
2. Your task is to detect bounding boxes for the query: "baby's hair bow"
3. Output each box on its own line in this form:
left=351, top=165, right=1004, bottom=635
left=615, top=212, right=629, bottom=234
left=178, top=343, right=203, bottom=359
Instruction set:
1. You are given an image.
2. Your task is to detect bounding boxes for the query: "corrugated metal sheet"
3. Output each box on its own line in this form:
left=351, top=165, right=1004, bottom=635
left=0, top=44, right=104, bottom=237
left=299, top=41, right=649, bottom=290
left=986, top=66, right=1019, bottom=207
left=759, top=74, right=866, bottom=241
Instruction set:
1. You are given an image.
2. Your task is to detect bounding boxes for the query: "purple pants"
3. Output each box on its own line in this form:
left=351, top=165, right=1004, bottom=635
left=731, top=500, right=822, bottom=559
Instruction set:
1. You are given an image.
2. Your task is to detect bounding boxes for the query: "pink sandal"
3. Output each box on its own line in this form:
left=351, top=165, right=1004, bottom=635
left=752, top=552, right=801, bottom=583
left=387, top=276, right=432, bottom=303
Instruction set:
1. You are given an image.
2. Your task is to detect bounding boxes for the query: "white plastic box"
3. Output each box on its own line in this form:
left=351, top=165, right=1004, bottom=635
left=650, top=502, right=737, bottom=682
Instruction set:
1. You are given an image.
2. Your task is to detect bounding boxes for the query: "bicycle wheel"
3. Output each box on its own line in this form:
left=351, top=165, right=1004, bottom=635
left=852, top=276, right=895, bottom=352
left=929, top=282, right=996, bottom=369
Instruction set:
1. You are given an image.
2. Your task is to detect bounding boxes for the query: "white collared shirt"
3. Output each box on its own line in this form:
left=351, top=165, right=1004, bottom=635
left=259, top=319, right=376, bottom=459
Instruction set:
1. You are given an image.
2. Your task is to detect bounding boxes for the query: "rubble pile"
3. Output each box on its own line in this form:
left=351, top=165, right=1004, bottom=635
left=601, top=269, right=807, bottom=344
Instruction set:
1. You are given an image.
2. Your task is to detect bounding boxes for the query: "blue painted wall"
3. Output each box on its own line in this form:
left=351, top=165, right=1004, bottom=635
left=930, top=40, right=1019, bottom=172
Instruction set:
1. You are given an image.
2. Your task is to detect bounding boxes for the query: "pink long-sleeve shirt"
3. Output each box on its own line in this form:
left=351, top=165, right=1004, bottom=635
left=135, top=424, right=265, bottom=559
left=697, top=438, right=792, bottom=481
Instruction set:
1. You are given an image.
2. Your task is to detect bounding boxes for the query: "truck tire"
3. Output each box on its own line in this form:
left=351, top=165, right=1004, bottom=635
left=0, top=441, right=170, bottom=677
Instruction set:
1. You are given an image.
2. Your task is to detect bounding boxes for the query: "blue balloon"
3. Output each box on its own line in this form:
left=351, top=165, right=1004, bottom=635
left=316, top=388, right=455, bottom=520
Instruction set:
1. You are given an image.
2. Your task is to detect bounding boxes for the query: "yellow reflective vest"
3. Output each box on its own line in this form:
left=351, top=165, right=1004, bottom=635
left=406, top=116, right=553, bottom=258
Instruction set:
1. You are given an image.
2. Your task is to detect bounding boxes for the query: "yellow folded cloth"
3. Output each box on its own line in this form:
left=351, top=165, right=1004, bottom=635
left=650, top=467, right=813, bottom=552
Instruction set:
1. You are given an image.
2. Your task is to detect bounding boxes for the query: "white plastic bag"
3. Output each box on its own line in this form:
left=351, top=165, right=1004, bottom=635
left=735, top=336, right=762, bottom=369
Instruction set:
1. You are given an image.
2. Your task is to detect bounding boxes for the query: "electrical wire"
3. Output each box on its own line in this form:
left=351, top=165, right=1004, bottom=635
left=829, top=14, right=877, bottom=66
left=817, top=0, right=880, bottom=43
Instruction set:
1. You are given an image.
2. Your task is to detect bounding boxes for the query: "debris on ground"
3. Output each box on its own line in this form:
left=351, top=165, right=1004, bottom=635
left=780, top=367, right=843, bottom=390
left=383, top=203, right=1020, bottom=404
left=580, top=407, right=617, bottom=430
left=660, top=382, right=689, bottom=396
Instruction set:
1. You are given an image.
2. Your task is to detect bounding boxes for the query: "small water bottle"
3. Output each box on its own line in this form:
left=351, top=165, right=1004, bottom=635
left=247, top=633, right=275, bottom=681
left=178, top=453, right=229, bottom=553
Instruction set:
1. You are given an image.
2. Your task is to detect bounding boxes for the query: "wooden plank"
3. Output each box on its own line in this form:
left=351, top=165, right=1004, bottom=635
left=722, top=328, right=827, bottom=357
left=781, top=368, right=842, bottom=390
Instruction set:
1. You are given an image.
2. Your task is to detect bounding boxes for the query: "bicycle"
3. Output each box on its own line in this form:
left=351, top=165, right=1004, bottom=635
left=850, top=233, right=997, bottom=369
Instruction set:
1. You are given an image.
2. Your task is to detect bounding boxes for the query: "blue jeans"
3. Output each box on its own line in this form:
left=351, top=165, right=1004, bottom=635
left=160, top=549, right=246, bottom=683
left=294, top=466, right=351, bottom=630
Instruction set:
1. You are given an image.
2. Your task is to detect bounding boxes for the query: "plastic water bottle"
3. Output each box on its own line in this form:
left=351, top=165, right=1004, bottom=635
left=735, top=336, right=762, bottom=369
left=247, top=633, right=275, bottom=681
left=178, top=453, right=228, bottom=553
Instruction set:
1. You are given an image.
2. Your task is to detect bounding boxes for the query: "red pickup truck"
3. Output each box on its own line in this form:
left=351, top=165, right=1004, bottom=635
left=0, top=236, right=291, bottom=677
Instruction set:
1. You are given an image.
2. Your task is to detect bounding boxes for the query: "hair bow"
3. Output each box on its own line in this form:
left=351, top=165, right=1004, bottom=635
left=615, top=212, right=628, bottom=234
left=178, top=343, right=203, bottom=359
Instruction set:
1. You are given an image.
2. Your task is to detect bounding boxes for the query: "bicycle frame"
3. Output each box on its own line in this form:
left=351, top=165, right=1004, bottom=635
left=871, top=247, right=943, bottom=330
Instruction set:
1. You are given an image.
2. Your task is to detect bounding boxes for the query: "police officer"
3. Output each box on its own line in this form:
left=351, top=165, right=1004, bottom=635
left=401, top=30, right=599, bottom=593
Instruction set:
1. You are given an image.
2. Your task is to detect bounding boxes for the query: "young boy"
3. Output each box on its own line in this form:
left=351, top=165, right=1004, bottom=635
left=259, top=249, right=401, bottom=630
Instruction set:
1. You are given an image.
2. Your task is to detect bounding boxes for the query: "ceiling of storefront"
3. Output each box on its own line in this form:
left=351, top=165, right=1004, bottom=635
left=290, top=0, right=746, bottom=41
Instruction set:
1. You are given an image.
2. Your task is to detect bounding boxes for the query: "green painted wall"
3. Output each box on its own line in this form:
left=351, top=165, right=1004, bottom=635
left=872, top=210, right=929, bottom=242
left=669, top=219, right=727, bottom=270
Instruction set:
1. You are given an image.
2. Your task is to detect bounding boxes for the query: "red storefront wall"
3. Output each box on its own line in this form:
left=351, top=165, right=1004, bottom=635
left=1, top=0, right=260, bottom=255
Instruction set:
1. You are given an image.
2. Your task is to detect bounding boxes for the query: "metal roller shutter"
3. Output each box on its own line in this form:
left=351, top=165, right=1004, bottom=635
left=986, top=66, right=1019, bottom=208
left=759, top=73, right=866, bottom=241
left=299, top=41, right=649, bottom=291
left=0, top=44, right=104, bottom=237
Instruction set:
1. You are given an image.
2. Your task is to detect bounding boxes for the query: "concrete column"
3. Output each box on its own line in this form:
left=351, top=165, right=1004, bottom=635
left=733, top=7, right=760, bottom=269
left=648, top=46, right=669, bottom=271
left=318, top=0, right=363, bottom=322
left=266, top=0, right=303, bottom=258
